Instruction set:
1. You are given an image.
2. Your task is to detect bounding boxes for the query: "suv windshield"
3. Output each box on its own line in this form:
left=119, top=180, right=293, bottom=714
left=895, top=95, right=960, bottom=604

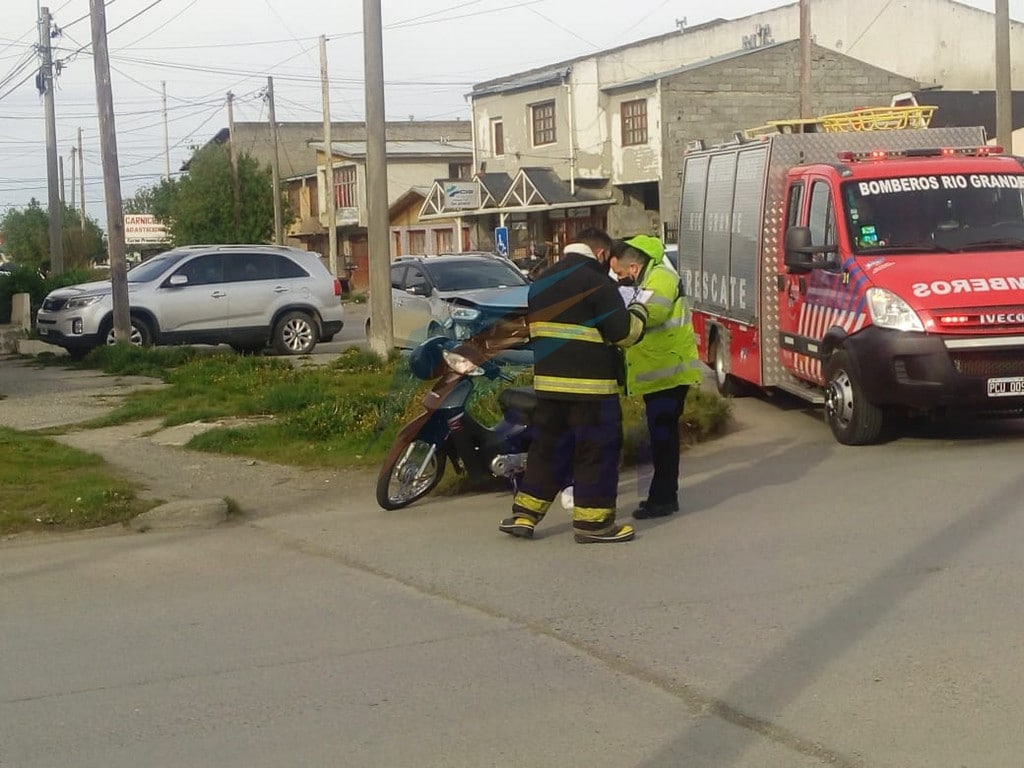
left=842, top=173, right=1024, bottom=254
left=127, top=253, right=179, bottom=282
left=426, top=259, right=528, bottom=291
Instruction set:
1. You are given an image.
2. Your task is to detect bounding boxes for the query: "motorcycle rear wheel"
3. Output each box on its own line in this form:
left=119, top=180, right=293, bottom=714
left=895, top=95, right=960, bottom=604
left=376, top=439, right=446, bottom=510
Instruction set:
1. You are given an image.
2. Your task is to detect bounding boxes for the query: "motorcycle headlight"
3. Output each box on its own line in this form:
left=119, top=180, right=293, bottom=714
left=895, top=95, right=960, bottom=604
left=442, top=348, right=485, bottom=376
left=63, top=295, right=104, bottom=309
left=865, top=288, right=924, bottom=332
left=449, top=306, right=481, bottom=323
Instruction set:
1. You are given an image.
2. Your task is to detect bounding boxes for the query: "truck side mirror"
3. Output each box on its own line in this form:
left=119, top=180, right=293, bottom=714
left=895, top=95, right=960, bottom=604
left=784, top=227, right=837, bottom=274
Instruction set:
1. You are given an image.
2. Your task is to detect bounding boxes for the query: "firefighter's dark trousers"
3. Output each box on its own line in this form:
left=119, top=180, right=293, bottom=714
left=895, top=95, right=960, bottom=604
left=639, top=384, right=689, bottom=505
left=511, top=396, right=623, bottom=534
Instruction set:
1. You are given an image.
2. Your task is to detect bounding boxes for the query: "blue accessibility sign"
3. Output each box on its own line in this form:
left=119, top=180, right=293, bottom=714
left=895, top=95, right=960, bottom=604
left=494, top=226, right=509, bottom=257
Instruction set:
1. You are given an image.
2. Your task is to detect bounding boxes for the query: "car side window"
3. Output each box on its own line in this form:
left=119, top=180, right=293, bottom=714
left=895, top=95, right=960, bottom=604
left=227, top=253, right=276, bottom=282
left=174, top=254, right=225, bottom=286
left=405, top=267, right=430, bottom=296
left=274, top=255, right=307, bottom=279
left=808, top=181, right=836, bottom=246
left=391, top=265, right=407, bottom=289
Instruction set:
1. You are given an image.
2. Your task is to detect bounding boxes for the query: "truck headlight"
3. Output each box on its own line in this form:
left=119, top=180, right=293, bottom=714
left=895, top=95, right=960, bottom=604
left=865, top=288, right=924, bottom=332
left=63, top=295, right=104, bottom=309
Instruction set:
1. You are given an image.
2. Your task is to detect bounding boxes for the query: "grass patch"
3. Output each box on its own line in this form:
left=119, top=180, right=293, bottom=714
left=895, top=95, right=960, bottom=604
left=0, top=427, right=152, bottom=534
left=41, top=346, right=732, bottom=474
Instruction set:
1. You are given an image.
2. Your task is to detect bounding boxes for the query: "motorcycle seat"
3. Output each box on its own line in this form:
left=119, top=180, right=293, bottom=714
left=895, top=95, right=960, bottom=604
left=499, top=386, right=537, bottom=418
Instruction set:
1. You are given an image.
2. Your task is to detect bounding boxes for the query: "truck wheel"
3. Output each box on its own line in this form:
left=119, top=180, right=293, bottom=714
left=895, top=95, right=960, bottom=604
left=711, top=335, right=745, bottom=397
left=824, top=350, right=884, bottom=445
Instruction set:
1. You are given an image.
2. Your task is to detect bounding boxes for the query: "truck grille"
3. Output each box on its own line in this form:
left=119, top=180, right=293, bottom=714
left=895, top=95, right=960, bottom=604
left=951, top=350, right=1024, bottom=378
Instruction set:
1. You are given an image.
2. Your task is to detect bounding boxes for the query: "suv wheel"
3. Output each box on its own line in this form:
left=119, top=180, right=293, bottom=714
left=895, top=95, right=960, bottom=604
left=105, top=317, right=152, bottom=348
left=273, top=311, right=317, bottom=355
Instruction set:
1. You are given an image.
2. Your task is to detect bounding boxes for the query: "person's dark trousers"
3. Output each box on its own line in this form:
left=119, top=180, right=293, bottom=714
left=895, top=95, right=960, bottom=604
left=640, top=384, right=689, bottom=505
left=512, top=396, right=622, bottom=530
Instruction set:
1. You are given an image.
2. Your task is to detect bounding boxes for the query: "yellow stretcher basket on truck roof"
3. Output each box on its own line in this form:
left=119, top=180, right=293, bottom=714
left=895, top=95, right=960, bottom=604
left=744, top=105, right=937, bottom=139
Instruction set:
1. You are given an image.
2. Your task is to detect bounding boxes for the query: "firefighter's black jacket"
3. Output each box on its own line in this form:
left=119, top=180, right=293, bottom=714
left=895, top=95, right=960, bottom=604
left=528, top=250, right=646, bottom=399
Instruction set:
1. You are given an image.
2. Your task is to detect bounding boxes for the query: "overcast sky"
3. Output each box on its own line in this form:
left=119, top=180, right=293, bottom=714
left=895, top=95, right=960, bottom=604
left=1, top=0, right=1021, bottom=230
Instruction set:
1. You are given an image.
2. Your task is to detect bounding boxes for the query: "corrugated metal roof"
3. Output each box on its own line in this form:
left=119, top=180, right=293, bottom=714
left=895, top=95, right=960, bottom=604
left=308, top=140, right=473, bottom=157
left=471, top=66, right=571, bottom=98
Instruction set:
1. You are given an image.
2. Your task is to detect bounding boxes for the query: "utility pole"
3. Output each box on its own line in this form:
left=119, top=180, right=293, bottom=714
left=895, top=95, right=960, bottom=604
left=59, top=156, right=65, bottom=205
left=162, top=80, right=171, bottom=179
left=320, top=35, right=338, bottom=276
left=226, top=92, right=241, bottom=233
left=69, top=147, right=76, bottom=209
left=89, top=0, right=130, bottom=344
left=996, top=0, right=1013, bottom=150
left=799, top=0, right=812, bottom=118
left=266, top=76, right=283, bottom=245
left=77, top=126, right=85, bottom=231
left=39, top=6, right=64, bottom=273
left=364, top=0, right=393, bottom=355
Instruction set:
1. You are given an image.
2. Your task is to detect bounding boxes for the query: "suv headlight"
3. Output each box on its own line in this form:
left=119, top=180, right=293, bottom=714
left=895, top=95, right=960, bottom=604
left=449, top=306, right=481, bottom=323
left=63, top=295, right=104, bottom=309
left=865, top=288, right=924, bottom=332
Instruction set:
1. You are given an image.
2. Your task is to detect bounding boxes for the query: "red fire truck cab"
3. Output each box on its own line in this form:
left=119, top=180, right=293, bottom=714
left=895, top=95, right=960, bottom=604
left=677, top=120, right=1024, bottom=444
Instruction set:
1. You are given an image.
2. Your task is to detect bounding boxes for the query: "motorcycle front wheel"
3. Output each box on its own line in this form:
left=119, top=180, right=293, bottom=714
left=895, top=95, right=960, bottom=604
left=376, top=439, right=446, bottom=510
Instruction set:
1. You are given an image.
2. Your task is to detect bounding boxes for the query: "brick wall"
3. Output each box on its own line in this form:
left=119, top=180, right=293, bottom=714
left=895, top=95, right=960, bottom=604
left=659, top=41, right=921, bottom=240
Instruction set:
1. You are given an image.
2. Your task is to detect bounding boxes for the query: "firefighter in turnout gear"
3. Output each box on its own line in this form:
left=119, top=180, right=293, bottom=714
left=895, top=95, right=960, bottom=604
left=610, top=235, right=702, bottom=519
left=499, top=228, right=648, bottom=544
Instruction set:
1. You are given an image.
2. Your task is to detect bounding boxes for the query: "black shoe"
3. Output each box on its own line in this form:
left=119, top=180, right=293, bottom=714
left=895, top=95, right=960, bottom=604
left=499, top=516, right=536, bottom=539
left=632, top=500, right=678, bottom=519
left=574, top=523, right=635, bottom=544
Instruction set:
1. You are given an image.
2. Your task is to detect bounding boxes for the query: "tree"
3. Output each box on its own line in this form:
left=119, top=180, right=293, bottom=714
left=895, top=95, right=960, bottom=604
left=151, top=144, right=289, bottom=244
left=0, top=199, right=105, bottom=272
left=124, top=185, right=157, bottom=214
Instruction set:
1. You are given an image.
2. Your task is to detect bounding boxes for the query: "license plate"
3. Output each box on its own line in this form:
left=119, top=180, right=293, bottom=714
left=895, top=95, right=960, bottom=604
left=987, top=376, right=1024, bottom=397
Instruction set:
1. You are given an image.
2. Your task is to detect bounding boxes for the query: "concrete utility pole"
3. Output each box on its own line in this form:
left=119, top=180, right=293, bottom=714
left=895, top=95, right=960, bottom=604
left=364, top=0, right=394, bottom=355
left=266, top=76, right=283, bottom=245
left=162, top=81, right=171, bottom=179
left=799, top=0, right=812, bottom=118
left=39, top=6, right=64, bottom=273
left=320, top=35, right=338, bottom=275
left=77, top=126, right=85, bottom=231
left=995, top=0, right=1013, bottom=150
left=89, top=0, right=130, bottom=344
left=59, top=156, right=65, bottom=205
left=226, top=91, right=241, bottom=233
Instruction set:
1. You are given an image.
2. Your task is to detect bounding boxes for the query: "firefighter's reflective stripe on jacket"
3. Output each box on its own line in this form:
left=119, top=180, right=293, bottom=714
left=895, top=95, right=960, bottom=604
left=511, top=250, right=646, bottom=532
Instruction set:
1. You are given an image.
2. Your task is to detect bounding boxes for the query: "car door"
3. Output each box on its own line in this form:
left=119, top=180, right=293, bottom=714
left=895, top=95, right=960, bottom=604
left=224, top=252, right=308, bottom=343
left=156, top=253, right=229, bottom=340
left=399, top=264, right=436, bottom=345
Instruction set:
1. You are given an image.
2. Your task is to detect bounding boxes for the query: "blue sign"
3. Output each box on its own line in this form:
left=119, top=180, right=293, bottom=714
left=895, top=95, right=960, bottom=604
left=494, top=226, right=509, bottom=257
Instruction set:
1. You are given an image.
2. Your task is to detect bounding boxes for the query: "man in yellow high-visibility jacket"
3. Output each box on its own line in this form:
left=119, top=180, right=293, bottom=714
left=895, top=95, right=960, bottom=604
left=610, top=235, right=702, bottom=519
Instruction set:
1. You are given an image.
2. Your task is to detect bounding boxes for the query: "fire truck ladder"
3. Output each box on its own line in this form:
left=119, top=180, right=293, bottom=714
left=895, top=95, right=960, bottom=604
left=744, top=105, right=937, bottom=139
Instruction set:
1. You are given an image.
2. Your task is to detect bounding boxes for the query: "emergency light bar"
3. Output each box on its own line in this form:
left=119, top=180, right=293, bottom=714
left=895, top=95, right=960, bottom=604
left=837, top=146, right=1004, bottom=162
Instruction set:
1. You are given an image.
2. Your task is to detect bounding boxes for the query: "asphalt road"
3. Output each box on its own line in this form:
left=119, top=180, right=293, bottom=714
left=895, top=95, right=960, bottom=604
left=5, top=361, right=1024, bottom=767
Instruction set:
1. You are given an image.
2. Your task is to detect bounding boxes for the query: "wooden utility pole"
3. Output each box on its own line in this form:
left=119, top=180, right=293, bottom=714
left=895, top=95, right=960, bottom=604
left=364, top=0, right=394, bottom=355
left=267, top=76, right=283, bottom=245
left=77, top=127, right=85, bottom=231
left=69, top=147, right=76, bottom=209
left=996, top=0, right=1013, bottom=150
left=320, top=36, right=338, bottom=275
left=39, top=6, right=64, bottom=273
left=799, top=0, right=812, bottom=118
left=162, top=80, right=171, bottom=179
left=89, top=0, right=130, bottom=344
left=226, top=91, right=241, bottom=233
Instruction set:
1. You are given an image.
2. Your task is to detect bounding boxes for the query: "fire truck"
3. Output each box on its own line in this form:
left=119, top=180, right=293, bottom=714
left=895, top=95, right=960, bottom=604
left=676, top=106, right=1024, bottom=444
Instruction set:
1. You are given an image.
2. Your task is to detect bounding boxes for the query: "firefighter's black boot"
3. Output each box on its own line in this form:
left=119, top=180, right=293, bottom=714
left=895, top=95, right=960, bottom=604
left=573, top=523, right=635, bottom=544
left=499, top=516, right=536, bottom=539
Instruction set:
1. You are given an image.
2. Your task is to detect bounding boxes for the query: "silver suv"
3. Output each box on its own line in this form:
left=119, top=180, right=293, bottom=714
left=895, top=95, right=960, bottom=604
left=36, top=244, right=344, bottom=358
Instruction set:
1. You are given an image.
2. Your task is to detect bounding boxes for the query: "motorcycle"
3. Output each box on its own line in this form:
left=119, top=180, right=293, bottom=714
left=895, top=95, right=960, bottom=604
left=376, top=334, right=536, bottom=510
